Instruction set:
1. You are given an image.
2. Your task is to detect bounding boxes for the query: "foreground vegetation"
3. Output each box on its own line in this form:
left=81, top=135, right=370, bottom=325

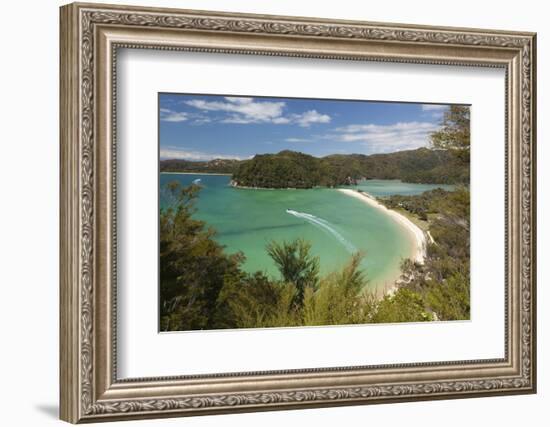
left=382, top=188, right=470, bottom=320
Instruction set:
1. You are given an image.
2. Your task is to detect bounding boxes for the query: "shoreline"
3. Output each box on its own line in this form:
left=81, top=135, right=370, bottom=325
left=160, top=172, right=232, bottom=176
left=231, top=183, right=307, bottom=191
left=337, top=189, right=427, bottom=266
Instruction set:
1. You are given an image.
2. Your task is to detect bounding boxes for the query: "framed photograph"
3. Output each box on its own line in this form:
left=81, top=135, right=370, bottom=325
left=60, top=2, right=537, bottom=423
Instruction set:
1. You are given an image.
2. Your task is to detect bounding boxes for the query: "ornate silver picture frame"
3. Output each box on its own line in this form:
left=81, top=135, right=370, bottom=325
left=60, top=2, right=536, bottom=423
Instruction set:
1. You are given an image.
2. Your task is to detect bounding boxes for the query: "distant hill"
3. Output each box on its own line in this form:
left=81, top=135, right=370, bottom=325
left=232, top=148, right=468, bottom=188
left=160, top=158, right=240, bottom=174
left=231, top=150, right=329, bottom=189
left=324, top=148, right=469, bottom=185
left=160, top=148, right=469, bottom=188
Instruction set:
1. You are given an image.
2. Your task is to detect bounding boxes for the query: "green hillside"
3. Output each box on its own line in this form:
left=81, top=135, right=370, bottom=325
left=231, top=148, right=468, bottom=188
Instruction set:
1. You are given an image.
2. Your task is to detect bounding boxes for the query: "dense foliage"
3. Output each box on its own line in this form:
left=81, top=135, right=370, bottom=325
left=161, top=148, right=468, bottom=187
left=266, top=239, right=319, bottom=307
left=232, top=150, right=330, bottom=189
left=382, top=188, right=470, bottom=320
left=160, top=158, right=240, bottom=174
left=430, top=105, right=470, bottom=163
left=159, top=183, right=244, bottom=331
left=231, top=148, right=468, bottom=188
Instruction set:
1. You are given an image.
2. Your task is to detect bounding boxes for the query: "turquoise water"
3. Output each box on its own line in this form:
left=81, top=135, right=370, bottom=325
left=160, top=174, right=452, bottom=290
left=348, top=179, right=455, bottom=197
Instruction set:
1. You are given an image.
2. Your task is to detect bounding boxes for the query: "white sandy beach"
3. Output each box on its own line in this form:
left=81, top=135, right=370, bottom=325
left=338, top=189, right=427, bottom=265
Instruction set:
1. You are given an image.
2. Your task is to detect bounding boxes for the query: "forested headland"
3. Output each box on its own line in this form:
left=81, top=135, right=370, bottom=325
left=160, top=147, right=468, bottom=188
left=231, top=147, right=468, bottom=188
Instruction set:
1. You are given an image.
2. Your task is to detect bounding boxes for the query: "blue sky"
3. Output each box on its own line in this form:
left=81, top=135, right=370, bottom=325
left=159, top=93, right=453, bottom=161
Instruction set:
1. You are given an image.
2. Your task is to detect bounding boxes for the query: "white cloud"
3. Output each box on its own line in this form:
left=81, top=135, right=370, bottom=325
left=421, top=104, right=448, bottom=111
left=272, top=117, right=291, bottom=124
left=160, top=108, right=189, bottom=122
left=223, top=96, right=254, bottom=104
left=160, top=147, right=244, bottom=161
left=186, top=97, right=285, bottom=124
left=331, top=121, right=439, bottom=153
left=220, top=115, right=255, bottom=124
left=421, top=104, right=449, bottom=119
left=292, top=110, right=331, bottom=127
left=184, top=97, right=331, bottom=127
left=285, top=137, right=310, bottom=143
left=191, top=116, right=212, bottom=125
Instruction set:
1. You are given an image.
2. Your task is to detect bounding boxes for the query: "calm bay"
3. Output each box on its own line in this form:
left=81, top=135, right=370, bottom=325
left=160, top=173, right=454, bottom=291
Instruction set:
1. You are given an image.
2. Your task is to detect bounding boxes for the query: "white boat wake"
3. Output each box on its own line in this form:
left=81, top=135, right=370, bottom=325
left=285, top=209, right=357, bottom=253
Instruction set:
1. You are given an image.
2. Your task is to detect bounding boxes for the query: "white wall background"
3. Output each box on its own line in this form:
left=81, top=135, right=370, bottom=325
left=0, top=0, right=545, bottom=425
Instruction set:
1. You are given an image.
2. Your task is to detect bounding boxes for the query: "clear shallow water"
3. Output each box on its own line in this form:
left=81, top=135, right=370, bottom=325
left=160, top=174, right=452, bottom=290
left=347, top=179, right=455, bottom=197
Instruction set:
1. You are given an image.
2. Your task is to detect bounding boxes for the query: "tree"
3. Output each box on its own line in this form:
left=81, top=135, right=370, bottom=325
left=159, top=182, right=244, bottom=331
left=371, top=288, right=433, bottom=323
left=430, top=105, right=470, bottom=163
left=386, top=186, right=471, bottom=322
left=303, top=253, right=376, bottom=326
left=266, top=238, right=320, bottom=308
left=232, top=148, right=469, bottom=188
left=214, top=271, right=286, bottom=329
left=424, top=272, right=470, bottom=321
